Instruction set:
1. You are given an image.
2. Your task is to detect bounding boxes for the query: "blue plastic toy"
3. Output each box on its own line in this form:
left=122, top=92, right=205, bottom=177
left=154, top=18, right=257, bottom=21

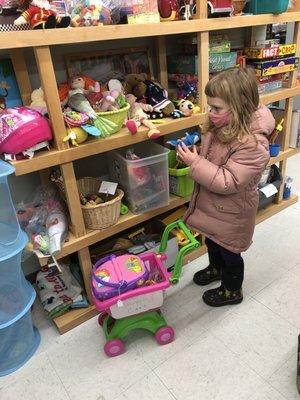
left=167, top=131, right=200, bottom=148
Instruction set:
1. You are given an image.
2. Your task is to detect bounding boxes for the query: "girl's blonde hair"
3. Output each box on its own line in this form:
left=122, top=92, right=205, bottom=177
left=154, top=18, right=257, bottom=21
left=204, top=67, right=259, bottom=143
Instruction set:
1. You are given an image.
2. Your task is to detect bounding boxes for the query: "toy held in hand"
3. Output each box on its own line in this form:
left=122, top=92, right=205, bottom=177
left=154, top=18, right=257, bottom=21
left=14, top=0, right=70, bottom=29
left=167, top=131, right=200, bottom=148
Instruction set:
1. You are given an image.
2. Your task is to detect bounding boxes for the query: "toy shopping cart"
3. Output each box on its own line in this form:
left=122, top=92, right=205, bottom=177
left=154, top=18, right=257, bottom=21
left=92, top=220, right=199, bottom=357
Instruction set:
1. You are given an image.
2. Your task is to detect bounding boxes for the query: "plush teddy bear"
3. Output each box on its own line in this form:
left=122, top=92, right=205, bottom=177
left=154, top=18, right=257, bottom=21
left=30, top=87, right=48, bottom=115
left=123, top=73, right=175, bottom=117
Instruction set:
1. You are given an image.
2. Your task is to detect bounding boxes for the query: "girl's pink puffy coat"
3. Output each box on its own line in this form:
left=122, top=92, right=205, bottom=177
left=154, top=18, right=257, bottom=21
left=184, top=105, right=275, bottom=254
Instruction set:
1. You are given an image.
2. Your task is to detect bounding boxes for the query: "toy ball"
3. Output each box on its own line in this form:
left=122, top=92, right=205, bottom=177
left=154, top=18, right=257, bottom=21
left=63, top=127, right=88, bottom=147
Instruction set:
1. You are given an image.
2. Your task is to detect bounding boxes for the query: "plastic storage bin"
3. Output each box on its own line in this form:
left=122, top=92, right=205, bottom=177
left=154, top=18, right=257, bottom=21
left=0, top=160, right=40, bottom=376
left=0, top=292, right=40, bottom=376
left=108, top=142, right=170, bottom=214
left=168, top=150, right=194, bottom=197
left=246, top=0, right=289, bottom=14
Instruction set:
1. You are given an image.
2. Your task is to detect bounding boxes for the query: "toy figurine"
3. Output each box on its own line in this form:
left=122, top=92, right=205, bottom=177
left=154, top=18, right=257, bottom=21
left=14, top=0, right=70, bottom=29
left=158, top=0, right=180, bottom=21
left=179, top=0, right=195, bottom=20
left=68, top=75, right=98, bottom=119
left=125, top=94, right=160, bottom=140
left=167, top=131, right=200, bottom=147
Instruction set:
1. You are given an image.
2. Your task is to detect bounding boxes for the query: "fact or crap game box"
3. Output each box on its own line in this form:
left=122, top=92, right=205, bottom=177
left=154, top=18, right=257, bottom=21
left=245, top=44, right=296, bottom=60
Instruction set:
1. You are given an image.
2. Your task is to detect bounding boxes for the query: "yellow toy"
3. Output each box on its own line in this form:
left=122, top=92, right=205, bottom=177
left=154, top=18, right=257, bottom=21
left=63, top=127, right=88, bottom=147
left=177, top=99, right=201, bottom=116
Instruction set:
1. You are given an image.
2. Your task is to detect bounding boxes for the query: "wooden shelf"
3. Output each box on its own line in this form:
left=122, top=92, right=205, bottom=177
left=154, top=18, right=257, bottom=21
left=268, top=147, right=300, bottom=166
left=261, top=86, right=300, bottom=105
left=12, top=114, right=204, bottom=176
left=2, top=13, right=300, bottom=50
left=36, top=194, right=192, bottom=265
left=11, top=86, right=300, bottom=177
left=52, top=194, right=298, bottom=334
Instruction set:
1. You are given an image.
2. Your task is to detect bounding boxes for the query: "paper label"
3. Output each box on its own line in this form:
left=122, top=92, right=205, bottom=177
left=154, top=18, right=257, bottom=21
left=259, top=184, right=278, bottom=198
left=99, top=181, right=118, bottom=195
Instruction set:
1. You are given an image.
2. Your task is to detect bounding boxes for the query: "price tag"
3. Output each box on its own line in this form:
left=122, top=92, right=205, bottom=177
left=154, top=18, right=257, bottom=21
left=259, top=183, right=278, bottom=198
left=117, top=299, right=123, bottom=308
left=99, top=181, right=118, bottom=196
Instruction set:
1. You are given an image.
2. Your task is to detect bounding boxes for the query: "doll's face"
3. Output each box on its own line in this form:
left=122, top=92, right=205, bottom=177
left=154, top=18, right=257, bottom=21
left=71, top=76, right=85, bottom=89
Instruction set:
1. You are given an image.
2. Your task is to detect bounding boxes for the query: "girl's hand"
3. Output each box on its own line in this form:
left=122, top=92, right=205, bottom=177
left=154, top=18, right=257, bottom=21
left=176, top=143, right=198, bottom=166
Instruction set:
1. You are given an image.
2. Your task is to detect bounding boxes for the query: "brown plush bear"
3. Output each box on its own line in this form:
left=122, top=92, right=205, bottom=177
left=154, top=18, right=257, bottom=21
left=123, top=73, right=175, bottom=117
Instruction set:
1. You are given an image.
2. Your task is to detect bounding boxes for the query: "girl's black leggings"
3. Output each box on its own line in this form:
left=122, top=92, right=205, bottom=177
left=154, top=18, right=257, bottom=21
left=205, top=237, right=244, bottom=291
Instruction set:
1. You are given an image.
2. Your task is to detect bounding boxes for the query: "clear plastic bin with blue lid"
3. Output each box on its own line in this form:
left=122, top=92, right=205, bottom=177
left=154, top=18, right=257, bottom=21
left=0, top=160, right=40, bottom=376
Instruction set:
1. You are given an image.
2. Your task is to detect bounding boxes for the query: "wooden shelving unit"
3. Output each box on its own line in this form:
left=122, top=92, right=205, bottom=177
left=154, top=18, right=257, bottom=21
left=6, top=7, right=300, bottom=333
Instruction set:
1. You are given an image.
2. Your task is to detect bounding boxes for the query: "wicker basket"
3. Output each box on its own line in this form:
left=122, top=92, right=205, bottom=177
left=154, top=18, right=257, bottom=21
left=94, top=103, right=130, bottom=136
left=77, top=177, right=124, bottom=230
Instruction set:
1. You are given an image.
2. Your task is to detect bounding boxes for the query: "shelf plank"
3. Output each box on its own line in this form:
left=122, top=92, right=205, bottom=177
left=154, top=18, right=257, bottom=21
left=260, top=86, right=300, bottom=105
left=11, top=86, right=300, bottom=177
left=36, top=194, right=191, bottom=265
left=53, top=304, right=98, bottom=334
left=268, top=147, right=300, bottom=166
left=1, top=13, right=300, bottom=50
left=256, top=194, right=298, bottom=224
left=12, top=114, right=204, bottom=176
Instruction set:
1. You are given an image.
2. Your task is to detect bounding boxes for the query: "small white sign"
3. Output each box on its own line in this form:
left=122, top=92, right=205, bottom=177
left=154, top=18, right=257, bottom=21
left=99, top=181, right=118, bottom=196
left=259, top=183, right=278, bottom=198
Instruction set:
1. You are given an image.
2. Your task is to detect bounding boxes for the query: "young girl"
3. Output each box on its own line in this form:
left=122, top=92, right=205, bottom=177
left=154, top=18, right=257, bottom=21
left=176, top=67, right=275, bottom=307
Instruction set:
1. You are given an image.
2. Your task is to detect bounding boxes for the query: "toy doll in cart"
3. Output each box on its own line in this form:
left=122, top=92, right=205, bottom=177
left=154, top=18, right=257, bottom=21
left=92, top=220, right=199, bottom=357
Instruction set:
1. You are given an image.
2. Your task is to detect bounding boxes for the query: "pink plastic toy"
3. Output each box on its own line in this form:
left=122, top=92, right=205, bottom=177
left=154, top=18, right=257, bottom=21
left=92, top=254, right=150, bottom=301
left=0, top=107, right=52, bottom=155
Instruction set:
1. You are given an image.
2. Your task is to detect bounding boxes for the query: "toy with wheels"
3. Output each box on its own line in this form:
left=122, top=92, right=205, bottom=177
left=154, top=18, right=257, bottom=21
left=92, top=220, right=199, bottom=357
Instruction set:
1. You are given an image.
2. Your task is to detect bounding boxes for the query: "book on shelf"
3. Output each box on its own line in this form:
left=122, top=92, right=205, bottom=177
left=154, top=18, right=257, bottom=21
left=290, top=110, right=300, bottom=148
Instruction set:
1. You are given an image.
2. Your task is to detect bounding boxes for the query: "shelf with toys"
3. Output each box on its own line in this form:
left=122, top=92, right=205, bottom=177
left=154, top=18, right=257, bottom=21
left=1, top=1, right=300, bottom=334
left=1, top=13, right=300, bottom=50
left=10, top=86, right=300, bottom=177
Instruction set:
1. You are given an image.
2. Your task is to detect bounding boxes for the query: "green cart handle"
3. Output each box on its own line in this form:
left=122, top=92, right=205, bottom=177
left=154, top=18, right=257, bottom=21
left=158, top=219, right=200, bottom=285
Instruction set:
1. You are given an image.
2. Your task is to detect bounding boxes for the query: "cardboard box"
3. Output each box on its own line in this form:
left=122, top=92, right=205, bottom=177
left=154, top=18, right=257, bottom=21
left=167, top=52, right=237, bottom=74
left=245, top=44, right=296, bottom=60
left=247, top=56, right=299, bottom=77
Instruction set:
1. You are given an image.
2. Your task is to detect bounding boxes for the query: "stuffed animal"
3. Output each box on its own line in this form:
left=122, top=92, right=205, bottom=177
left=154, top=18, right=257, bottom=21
left=14, top=0, right=70, bottom=29
left=63, top=127, right=88, bottom=147
left=30, top=87, right=48, bottom=115
left=98, top=90, right=120, bottom=112
left=175, top=99, right=201, bottom=117
left=125, top=94, right=160, bottom=140
left=124, top=74, right=175, bottom=117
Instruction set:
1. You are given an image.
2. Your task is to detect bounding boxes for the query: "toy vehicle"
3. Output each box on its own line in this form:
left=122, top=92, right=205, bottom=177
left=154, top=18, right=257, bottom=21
left=92, top=220, right=200, bottom=357
left=208, top=0, right=232, bottom=16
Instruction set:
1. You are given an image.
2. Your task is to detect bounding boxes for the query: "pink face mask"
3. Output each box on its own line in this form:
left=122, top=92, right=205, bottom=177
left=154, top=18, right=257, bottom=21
left=209, top=110, right=231, bottom=128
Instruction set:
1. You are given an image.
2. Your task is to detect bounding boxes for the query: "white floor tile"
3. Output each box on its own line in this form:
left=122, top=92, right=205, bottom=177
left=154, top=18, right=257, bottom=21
left=209, top=298, right=298, bottom=380
left=0, top=352, right=70, bottom=400
left=45, top=315, right=151, bottom=400
left=268, top=353, right=299, bottom=400
left=114, top=372, right=174, bottom=400
left=246, top=381, right=287, bottom=400
left=155, top=331, right=266, bottom=400
left=254, top=264, right=300, bottom=329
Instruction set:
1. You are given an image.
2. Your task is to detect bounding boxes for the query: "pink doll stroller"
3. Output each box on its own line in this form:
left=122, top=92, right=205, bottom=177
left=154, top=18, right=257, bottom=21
left=92, top=220, right=199, bottom=357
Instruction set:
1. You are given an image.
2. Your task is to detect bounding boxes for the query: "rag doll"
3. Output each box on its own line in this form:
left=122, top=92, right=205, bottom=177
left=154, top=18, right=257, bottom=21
left=67, top=76, right=98, bottom=119
left=125, top=94, right=160, bottom=140
left=14, top=0, right=70, bottom=29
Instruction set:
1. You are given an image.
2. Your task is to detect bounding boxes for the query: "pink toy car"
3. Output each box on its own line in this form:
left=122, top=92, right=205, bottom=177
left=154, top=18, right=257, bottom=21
left=0, top=107, right=52, bottom=156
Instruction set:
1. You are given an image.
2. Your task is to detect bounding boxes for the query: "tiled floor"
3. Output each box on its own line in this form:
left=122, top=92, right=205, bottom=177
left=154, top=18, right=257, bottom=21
left=1, top=154, right=300, bottom=400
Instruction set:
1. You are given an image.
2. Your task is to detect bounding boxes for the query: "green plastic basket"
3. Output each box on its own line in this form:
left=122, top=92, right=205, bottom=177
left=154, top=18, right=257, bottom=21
left=94, top=103, right=130, bottom=137
left=246, top=0, right=289, bottom=14
left=168, top=150, right=194, bottom=197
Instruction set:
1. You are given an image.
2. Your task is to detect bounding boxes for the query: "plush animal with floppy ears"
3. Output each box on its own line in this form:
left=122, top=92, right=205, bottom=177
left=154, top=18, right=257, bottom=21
left=14, top=0, right=70, bottom=29
left=123, top=74, right=175, bottom=117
